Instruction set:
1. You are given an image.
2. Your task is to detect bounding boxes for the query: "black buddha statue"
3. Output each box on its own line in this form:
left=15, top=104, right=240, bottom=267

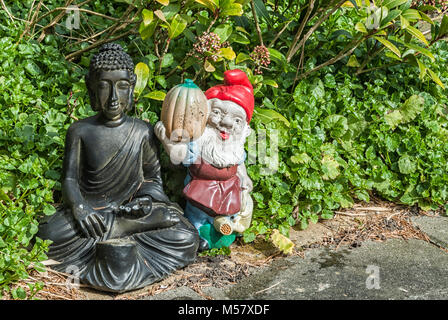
left=36, top=43, right=199, bottom=293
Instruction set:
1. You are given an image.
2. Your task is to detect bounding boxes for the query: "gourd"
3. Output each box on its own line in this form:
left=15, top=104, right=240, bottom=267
left=161, top=79, right=208, bottom=142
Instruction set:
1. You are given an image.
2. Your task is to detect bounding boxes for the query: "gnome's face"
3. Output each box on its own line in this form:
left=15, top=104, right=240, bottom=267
left=198, top=98, right=251, bottom=168
left=207, top=98, right=248, bottom=141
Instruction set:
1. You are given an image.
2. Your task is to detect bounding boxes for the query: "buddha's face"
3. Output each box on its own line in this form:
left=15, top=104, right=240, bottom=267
left=95, top=70, right=134, bottom=121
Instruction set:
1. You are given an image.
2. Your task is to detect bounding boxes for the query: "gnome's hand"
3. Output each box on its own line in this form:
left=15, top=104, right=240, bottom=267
left=155, top=121, right=188, bottom=165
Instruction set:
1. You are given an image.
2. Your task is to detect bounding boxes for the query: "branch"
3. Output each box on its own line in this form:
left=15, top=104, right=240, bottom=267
left=285, top=0, right=314, bottom=60
left=250, top=0, right=263, bottom=46
left=268, top=20, right=291, bottom=48
left=17, top=0, right=43, bottom=44
left=296, top=35, right=365, bottom=81
left=1, top=0, right=16, bottom=24
left=64, top=28, right=137, bottom=61
left=286, top=0, right=345, bottom=63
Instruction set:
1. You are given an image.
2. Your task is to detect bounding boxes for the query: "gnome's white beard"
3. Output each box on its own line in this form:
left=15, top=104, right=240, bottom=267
left=198, top=126, right=248, bottom=168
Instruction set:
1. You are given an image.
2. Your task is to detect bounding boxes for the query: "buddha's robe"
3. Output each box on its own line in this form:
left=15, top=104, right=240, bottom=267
left=37, top=116, right=198, bottom=293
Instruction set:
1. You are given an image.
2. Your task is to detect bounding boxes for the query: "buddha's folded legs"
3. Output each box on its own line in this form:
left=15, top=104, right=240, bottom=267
left=37, top=203, right=199, bottom=293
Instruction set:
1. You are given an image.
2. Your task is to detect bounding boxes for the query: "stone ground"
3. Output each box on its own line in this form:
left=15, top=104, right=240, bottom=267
left=7, top=198, right=448, bottom=300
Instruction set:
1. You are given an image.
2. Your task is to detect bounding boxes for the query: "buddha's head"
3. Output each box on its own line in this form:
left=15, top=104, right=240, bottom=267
left=86, top=43, right=136, bottom=121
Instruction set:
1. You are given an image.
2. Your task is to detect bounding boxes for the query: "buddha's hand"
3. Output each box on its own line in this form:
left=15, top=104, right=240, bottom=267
left=72, top=204, right=107, bottom=238
left=118, top=196, right=153, bottom=217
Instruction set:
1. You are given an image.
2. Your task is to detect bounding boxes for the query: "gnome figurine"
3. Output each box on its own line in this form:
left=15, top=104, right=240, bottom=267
left=155, top=69, right=254, bottom=251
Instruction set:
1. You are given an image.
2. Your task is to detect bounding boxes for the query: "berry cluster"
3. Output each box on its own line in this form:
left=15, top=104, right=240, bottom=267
left=250, top=45, right=271, bottom=75
left=188, top=32, right=229, bottom=62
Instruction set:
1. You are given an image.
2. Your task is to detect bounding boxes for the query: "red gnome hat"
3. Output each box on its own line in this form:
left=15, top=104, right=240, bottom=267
left=205, top=69, right=254, bottom=122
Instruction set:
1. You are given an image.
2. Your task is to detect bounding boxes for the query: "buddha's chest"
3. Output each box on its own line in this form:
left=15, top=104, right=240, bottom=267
left=80, top=125, right=137, bottom=171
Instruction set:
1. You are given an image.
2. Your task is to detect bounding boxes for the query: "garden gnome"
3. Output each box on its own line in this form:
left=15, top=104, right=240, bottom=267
left=155, top=69, right=254, bottom=251
left=36, top=43, right=199, bottom=293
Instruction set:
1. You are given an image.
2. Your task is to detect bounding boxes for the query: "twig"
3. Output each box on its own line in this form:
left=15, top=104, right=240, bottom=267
left=38, top=290, right=72, bottom=300
left=17, top=0, right=43, bottom=44
left=64, top=27, right=138, bottom=61
left=296, top=35, right=364, bottom=81
left=36, top=0, right=75, bottom=42
left=250, top=0, right=264, bottom=46
left=286, top=0, right=314, bottom=60
left=286, top=0, right=345, bottom=63
left=353, top=206, right=393, bottom=212
left=268, top=20, right=291, bottom=48
left=254, top=280, right=283, bottom=295
left=1, top=0, right=16, bottom=24
left=335, top=211, right=370, bottom=216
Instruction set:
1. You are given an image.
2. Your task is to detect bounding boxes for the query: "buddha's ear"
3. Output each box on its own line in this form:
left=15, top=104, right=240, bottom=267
left=126, top=73, right=137, bottom=112
left=85, top=73, right=100, bottom=111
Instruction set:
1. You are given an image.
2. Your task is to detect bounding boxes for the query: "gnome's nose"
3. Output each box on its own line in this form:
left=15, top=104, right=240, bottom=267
left=220, top=116, right=233, bottom=129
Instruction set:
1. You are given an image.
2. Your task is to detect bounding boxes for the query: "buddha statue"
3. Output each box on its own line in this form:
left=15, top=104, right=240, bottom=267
left=36, top=43, right=199, bottom=293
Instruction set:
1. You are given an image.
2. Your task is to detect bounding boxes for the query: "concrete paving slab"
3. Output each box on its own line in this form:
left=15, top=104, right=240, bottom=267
left=221, top=239, right=448, bottom=300
left=141, top=286, right=205, bottom=300
left=411, top=216, right=448, bottom=249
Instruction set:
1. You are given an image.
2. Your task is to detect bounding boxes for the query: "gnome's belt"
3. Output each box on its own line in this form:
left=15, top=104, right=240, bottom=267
left=183, top=159, right=241, bottom=217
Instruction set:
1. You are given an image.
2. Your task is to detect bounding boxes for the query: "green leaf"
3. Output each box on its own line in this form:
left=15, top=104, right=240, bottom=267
left=321, top=155, right=340, bottom=180
left=270, top=229, right=294, bottom=254
left=401, top=9, right=421, bottom=22
left=347, top=55, right=361, bottom=67
left=253, top=108, right=290, bottom=127
left=168, top=14, right=187, bottom=39
left=398, top=154, right=416, bottom=174
left=406, top=25, right=428, bottom=45
left=263, top=79, right=278, bottom=88
left=382, top=0, right=408, bottom=9
left=142, top=9, right=153, bottom=26
left=381, top=9, right=402, bottom=27
left=204, top=60, right=216, bottom=72
left=400, top=94, right=424, bottom=122
left=194, top=0, right=218, bottom=12
left=385, top=110, right=403, bottom=129
left=253, top=0, right=271, bottom=23
left=390, top=35, right=434, bottom=61
left=143, top=90, right=166, bottom=101
left=400, top=15, right=410, bottom=29
left=161, top=53, right=174, bottom=68
left=236, top=52, right=251, bottom=64
left=416, top=57, right=426, bottom=80
left=323, top=115, right=348, bottom=138
left=134, top=62, right=150, bottom=97
left=219, top=47, right=236, bottom=60
left=267, top=48, right=286, bottom=64
left=156, top=0, right=169, bottom=5
left=139, top=20, right=158, bottom=40
left=43, top=204, right=56, bottom=216
left=438, top=14, right=448, bottom=38
left=427, top=68, right=445, bottom=89
left=419, top=11, right=434, bottom=25
left=220, top=1, right=243, bottom=16
left=374, top=36, right=401, bottom=57
left=355, top=22, right=367, bottom=33
left=213, top=24, right=233, bottom=42
left=290, top=153, right=311, bottom=164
